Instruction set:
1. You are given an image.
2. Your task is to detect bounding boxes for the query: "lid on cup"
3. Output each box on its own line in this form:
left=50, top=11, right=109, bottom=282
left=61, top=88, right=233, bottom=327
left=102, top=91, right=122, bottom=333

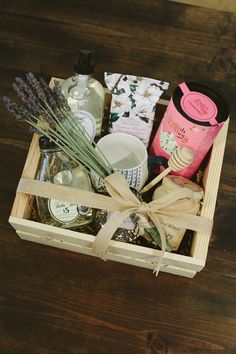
left=173, top=82, right=229, bottom=126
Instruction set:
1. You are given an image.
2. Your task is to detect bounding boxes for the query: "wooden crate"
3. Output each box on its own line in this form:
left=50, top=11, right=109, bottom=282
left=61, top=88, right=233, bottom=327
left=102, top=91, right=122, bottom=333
left=8, top=90, right=229, bottom=278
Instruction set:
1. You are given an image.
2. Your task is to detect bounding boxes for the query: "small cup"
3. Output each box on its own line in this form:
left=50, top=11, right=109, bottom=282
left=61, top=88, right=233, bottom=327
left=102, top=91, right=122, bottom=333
left=96, top=133, right=148, bottom=191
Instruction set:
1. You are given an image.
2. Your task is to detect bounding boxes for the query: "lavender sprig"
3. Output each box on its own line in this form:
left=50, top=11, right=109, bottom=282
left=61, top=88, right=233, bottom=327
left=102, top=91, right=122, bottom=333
left=3, top=73, right=113, bottom=181
left=39, top=77, right=57, bottom=109
left=26, top=72, right=47, bottom=102
left=3, top=96, right=29, bottom=121
left=53, top=80, right=71, bottom=110
left=13, top=77, right=45, bottom=118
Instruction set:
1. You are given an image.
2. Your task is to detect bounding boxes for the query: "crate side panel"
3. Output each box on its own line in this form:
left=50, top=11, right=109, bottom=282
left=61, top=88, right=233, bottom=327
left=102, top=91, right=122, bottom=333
left=17, top=230, right=95, bottom=257
left=17, top=230, right=196, bottom=278
left=9, top=217, right=96, bottom=247
left=191, top=119, right=229, bottom=260
left=10, top=217, right=203, bottom=271
left=10, top=134, right=40, bottom=219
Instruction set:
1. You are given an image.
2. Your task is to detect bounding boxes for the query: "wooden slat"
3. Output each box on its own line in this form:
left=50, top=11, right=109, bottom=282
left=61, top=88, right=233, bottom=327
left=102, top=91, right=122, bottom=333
left=169, top=0, right=236, bottom=13
left=9, top=216, right=204, bottom=272
left=9, top=134, right=40, bottom=219
left=191, top=119, right=229, bottom=259
left=17, top=230, right=197, bottom=277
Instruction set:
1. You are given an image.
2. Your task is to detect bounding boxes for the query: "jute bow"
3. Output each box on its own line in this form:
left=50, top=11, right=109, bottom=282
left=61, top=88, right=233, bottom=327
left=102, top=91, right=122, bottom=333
left=17, top=172, right=213, bottom=276
left=93, top=173, right=213, bottom=275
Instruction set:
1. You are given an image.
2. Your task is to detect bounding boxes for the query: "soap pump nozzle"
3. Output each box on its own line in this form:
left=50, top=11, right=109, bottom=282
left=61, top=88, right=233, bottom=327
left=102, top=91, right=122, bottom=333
left=74, top=49, right=94, bottom=75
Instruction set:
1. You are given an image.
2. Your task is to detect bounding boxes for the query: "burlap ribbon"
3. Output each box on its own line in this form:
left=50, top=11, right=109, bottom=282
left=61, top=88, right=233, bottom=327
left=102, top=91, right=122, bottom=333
left=17, top=172, right=213, bottom=275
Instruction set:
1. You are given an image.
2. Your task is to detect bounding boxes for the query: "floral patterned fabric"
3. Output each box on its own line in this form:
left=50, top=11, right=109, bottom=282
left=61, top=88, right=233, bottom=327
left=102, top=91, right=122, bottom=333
left=105, top=73, right=169, bottom=146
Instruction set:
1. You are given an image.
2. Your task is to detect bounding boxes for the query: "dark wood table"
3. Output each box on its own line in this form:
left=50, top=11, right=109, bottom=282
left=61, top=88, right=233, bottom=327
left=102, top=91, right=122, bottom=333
left=0, top=1, right=236, bottom=353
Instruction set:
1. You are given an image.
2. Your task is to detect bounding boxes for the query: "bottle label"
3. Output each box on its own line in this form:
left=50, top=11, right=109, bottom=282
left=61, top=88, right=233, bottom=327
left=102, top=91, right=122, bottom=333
left=108, top=211, right=135, bottom=229
left=48, top=199, right=90, bottom=223
left=72, top=110, right=96, bottom=140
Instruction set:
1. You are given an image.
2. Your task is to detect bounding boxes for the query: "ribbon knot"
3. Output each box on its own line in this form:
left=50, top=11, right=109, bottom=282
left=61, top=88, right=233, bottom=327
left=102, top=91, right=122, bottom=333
left=138, top=202, right=151, bottom=214
left=92, top=172, right=213, bottom=276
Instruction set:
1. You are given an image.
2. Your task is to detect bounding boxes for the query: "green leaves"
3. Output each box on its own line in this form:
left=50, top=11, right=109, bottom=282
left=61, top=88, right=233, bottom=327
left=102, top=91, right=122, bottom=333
left=109, top=112, right=120, bottom=128
left=113, top=88, right=125, bottom=95
left=139, top=116, right=149, bottom=123
left=129, top=84, right=137, bottom=92
left=110, top=112, right=119, bottom=122
left=131, top=98, right=136, bottom=109
left=145, top=228, right=172, bottom=252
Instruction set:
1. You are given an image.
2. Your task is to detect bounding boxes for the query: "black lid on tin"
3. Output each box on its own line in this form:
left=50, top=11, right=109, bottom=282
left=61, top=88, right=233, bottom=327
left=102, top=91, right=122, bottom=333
left=39, top=136, right=59, bottom=151
left=173, top=82, right=229, bottom=126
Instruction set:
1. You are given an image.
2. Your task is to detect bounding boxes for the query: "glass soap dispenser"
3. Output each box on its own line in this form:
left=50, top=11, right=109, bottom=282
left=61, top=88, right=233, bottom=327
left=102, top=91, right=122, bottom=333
left=36, top=136, right=94, bottom=229
left=61, top=49, right=105, bottom=137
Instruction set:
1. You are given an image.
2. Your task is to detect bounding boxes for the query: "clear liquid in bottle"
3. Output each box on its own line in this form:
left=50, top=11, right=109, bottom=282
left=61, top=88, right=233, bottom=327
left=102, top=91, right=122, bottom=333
left=36, top=136, right=94, bottom=229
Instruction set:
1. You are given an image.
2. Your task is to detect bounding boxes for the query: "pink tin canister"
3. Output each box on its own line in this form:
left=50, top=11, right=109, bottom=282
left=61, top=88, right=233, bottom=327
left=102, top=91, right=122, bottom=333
left=150, top=82, right=229, bottom=178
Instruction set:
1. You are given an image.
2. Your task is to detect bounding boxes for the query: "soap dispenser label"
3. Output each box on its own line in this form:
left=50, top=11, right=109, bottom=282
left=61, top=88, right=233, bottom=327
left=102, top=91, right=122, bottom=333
left=73, top=110, right=96, bottom=140
left=61, top=109, right=96, bottom=141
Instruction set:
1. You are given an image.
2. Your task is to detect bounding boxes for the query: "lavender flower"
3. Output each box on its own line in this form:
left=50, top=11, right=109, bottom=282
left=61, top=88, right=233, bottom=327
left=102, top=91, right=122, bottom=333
left=28, top=126, right=41, bottom=134
left=53, top=80, right=70, bottom=111
left=26, top=72, right=47, bottom=102
left=3, top=96, right=28, bottom=121
left=12, top=82, right=27, bottom=102
left=39, top=77, right=57, bottom=109
left=13, top=77, right=43, bottom=117
left=15, top=77, right=37, bottom=98
left=3, top=72, right=114, bottom=181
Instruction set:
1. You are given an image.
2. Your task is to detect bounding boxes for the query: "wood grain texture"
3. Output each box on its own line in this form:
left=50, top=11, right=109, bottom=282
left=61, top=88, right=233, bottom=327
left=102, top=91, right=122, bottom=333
left=10, top=134, right=40, bottom=219
left=0, top=1, right=236, bottom=353
left=170, top=0, right=236, bottom=13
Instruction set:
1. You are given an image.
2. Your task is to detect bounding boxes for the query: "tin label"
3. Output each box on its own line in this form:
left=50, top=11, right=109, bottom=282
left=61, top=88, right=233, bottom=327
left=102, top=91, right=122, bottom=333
left=48, top=199, right=90, bottom=223
left=48, top=199, right=79, bottom=223
left=180, top=92, right=217, bottom=122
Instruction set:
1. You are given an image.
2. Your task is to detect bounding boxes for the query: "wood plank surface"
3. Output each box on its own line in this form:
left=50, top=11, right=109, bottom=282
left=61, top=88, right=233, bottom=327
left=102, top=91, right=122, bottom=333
left=170, top=0, right=236, bottom=13
left=0, top=1, right=236, bottom=353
